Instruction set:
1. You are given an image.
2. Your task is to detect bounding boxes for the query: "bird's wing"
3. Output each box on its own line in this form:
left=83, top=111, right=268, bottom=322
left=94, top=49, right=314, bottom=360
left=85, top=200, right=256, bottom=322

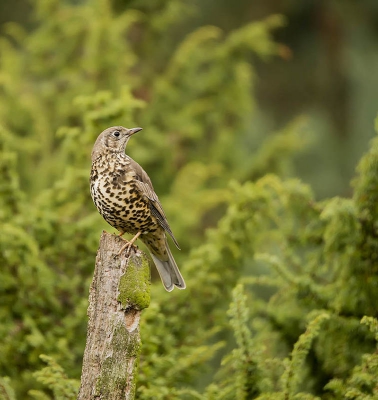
left=130, top=159, right=181, bottom=250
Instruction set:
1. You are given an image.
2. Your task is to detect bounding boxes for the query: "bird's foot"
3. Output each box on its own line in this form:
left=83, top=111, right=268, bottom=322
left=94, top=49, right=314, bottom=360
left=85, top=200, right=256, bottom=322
left=118, top=240, right=138, bottom=256
left=117, top=231, right=142, bottom=256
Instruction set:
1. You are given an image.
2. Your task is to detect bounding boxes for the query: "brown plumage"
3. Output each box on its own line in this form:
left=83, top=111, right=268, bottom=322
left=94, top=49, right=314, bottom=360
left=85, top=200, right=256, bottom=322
left=90, top=126, right=186, bottom=291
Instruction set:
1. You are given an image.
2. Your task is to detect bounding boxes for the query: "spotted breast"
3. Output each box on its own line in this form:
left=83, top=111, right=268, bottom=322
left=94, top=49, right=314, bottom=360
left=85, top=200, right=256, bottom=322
left=90, top=152, right=156, bottom=235
left=90, top=126, right=186, bottom=292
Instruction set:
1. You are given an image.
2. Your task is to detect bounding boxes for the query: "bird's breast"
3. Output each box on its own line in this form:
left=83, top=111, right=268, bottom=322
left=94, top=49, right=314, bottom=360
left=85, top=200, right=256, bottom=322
left=90, top=156, right=157, bottom=234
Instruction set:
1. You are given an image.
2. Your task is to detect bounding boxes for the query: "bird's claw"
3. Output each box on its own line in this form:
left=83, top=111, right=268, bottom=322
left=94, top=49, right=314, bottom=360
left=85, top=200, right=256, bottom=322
left=118, top=241, right=138, bottom=256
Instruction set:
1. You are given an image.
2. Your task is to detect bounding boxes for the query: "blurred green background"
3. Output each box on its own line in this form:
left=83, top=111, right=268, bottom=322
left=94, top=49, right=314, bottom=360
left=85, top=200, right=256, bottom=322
left=1, top=0, right=378, bottom=199
left=1, top=0, right=378, bottom=399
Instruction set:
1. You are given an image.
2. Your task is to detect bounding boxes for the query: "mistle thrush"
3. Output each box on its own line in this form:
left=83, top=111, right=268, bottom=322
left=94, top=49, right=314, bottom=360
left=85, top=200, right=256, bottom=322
left=90, top=126, right=186, bottom=291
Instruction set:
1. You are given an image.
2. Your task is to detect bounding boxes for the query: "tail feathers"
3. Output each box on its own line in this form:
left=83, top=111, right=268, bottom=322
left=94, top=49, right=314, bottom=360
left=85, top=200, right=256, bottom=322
left=150, top=241, right=186, bottom=292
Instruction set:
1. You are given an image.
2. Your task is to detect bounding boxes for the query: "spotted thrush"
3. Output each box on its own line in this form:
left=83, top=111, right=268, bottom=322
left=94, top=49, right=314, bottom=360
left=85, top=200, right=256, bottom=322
left=90, top=126, right=186, bottom=291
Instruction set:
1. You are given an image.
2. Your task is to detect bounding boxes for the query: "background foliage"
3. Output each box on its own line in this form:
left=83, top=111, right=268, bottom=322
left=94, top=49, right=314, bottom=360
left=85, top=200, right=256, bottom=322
left=1, top=0, right=378, bottom=399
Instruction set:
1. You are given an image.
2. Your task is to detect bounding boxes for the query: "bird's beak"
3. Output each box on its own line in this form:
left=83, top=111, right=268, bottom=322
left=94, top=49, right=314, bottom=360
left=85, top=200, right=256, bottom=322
left=128, top=127, right=143, bottom=136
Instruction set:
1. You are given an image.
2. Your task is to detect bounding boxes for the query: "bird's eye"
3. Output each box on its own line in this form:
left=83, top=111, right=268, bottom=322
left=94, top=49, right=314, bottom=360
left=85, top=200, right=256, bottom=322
left=113, top=131, right=120, bottom=138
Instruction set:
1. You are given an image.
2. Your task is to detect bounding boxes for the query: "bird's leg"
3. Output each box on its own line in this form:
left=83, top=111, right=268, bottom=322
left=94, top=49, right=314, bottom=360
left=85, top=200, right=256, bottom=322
left=118, top=231, right=142, bottom=255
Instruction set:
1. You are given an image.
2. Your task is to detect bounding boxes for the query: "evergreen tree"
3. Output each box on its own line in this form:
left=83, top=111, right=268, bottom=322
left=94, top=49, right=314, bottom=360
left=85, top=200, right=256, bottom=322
left=1, top=0, right=378, bottom=399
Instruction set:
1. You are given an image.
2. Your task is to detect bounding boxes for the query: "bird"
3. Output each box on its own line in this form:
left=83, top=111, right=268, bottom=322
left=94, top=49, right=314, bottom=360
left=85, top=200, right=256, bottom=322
left=90, top=126, right=186, bottom=292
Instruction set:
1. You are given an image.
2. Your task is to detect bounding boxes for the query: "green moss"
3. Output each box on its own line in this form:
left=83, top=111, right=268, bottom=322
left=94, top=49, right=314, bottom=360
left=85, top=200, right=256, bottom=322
left=95, top=324, right=141, bottom=398
left=117, top=253, right=151, bottom=310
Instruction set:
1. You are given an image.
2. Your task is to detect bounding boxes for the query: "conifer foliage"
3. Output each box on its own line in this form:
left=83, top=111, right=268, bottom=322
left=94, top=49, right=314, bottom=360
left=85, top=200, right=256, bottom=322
left=1, top=0, right=378, bottom=399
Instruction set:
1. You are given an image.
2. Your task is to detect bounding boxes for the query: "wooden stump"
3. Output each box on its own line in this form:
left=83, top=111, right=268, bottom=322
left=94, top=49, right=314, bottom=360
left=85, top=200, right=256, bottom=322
left=78, top=231, right=150, bottom=400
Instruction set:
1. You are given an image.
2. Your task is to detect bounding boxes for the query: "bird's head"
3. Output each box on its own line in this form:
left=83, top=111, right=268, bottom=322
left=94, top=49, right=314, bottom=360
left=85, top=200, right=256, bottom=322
left=91, top=126, right=142, bottom=161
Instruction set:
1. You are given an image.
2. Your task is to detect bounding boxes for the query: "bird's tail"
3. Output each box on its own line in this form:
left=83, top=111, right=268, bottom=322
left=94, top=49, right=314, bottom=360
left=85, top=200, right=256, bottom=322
left=150, top=238, right=186, bottom=292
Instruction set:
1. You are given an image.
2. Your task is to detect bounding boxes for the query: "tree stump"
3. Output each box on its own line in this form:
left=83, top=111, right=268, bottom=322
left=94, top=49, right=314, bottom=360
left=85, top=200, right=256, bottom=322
left=78, top=231, right=151, bottom=400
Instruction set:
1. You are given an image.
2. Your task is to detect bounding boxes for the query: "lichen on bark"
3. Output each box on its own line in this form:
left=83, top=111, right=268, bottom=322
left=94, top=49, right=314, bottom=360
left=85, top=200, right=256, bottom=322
left=94, top=324, right=141, bottom=399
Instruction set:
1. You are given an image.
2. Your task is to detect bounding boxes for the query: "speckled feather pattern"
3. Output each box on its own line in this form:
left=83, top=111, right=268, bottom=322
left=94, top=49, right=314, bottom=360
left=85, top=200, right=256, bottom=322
left=89, top=126, right=186, bottom=291
left=91, top=152, right=165, bottom=256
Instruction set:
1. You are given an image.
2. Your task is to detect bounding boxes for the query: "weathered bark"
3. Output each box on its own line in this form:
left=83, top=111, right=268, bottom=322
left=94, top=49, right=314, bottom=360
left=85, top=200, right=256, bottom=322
left=78, top=231, right=150, bottom=400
